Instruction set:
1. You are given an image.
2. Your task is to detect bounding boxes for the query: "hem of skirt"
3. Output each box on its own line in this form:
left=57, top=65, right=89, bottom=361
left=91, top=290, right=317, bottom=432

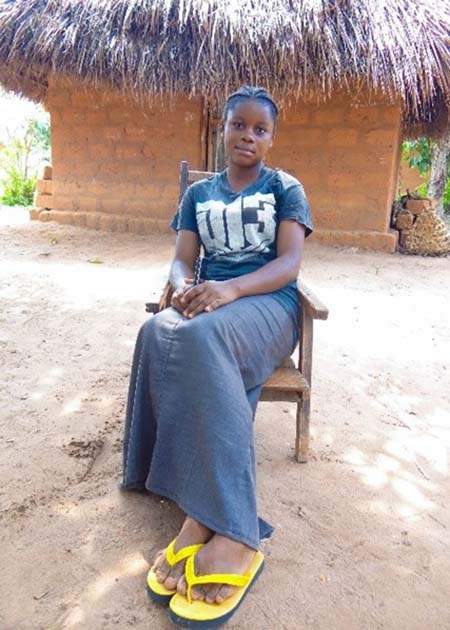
left=147, top=483, right=260, bottom=551
left=119, top=479, right=147, bottom=491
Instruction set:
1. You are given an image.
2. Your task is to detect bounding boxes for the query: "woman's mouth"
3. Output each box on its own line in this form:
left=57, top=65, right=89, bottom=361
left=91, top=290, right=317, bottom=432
left=235, top=146, right=255, bottom=156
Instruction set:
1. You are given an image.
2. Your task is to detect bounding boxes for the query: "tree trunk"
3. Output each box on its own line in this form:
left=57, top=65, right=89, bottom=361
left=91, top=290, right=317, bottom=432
left=428, top=133, right=450, bottom=217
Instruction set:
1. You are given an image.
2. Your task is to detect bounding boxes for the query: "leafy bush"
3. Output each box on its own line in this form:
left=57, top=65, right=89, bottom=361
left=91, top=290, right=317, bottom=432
left=29, top=119, right=51, bottom=159
left=402, top=138, right=432, bottom=175
left=1, top=166, right=36, bottom=206
left=444, top=179, right=450, bottom=214
left=402, top=138, right=450, bottom=214
left=0, top=116, right=50, bottom=207
left=414, top=182, right=428, bottom=198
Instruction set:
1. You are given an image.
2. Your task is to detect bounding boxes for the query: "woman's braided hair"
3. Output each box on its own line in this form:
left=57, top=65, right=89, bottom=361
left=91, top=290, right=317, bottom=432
left=223, top=86, right=279, bottom=125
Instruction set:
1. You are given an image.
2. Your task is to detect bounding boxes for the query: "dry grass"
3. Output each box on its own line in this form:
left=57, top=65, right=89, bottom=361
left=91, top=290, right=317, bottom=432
left=0, top=0, right=449, bottom=135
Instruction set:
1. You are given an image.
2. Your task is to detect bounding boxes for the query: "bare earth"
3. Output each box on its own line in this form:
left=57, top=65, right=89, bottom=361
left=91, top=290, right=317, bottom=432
left=1, top=207, right=449, bottom=630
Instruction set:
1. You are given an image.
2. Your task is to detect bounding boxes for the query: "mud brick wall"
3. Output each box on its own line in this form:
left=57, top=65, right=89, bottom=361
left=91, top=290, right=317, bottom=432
left=37, top=78, right=401, bottom=250
left=40, top=76, right=203, bottom=233
left=34, top=165, right=53, bottom=207
left=268, top=92, right=402, bottom=251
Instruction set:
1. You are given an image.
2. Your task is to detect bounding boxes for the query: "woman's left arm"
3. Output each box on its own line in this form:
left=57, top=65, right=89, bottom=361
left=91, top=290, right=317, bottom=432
left=181, top=220, right=305, bottom=318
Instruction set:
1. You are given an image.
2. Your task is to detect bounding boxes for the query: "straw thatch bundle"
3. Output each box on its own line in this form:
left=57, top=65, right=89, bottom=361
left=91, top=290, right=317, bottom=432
left=403, top=208, right=450, bottom=255
left=0, top=0, right=449, bottom=134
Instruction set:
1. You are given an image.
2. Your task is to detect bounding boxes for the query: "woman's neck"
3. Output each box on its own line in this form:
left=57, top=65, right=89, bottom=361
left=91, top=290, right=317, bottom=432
left=226, top=162, right=263, bottom=192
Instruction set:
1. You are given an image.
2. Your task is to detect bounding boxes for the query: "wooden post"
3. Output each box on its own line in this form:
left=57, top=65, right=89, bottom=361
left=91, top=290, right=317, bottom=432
left=296, top=307, right=313, bottom=462
left=179, top=161, right=189, bottom=201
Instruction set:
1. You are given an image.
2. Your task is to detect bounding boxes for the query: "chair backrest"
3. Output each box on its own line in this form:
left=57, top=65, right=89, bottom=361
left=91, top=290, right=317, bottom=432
left=179, top=160, right=215, bottom=202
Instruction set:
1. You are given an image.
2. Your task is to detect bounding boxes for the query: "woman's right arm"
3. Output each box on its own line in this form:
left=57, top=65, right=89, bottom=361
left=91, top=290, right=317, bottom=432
left=169, top=230, right=200, bottom=311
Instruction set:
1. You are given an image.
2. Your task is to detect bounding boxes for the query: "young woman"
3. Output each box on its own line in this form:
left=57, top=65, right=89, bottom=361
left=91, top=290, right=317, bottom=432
left=122, top=86, right=313, bottom=628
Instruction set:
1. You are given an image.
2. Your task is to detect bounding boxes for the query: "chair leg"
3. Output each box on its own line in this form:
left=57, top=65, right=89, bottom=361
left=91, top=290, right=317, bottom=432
left=295, top=397, right=310, bottom=463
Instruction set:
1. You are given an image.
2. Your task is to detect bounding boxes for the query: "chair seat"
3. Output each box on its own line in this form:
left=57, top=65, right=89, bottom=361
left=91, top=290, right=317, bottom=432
left=261, top=367, right=310, bottom=402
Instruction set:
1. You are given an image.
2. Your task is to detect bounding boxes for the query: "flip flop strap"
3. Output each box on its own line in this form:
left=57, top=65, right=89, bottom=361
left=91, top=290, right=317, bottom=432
left=185, top=553, right=250, bottom=604
left=166, top=539, right=204, bottom=567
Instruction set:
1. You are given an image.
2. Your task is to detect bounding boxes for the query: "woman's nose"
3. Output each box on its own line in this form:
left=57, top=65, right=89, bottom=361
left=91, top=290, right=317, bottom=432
left=241, top=130, right=255, bottom=143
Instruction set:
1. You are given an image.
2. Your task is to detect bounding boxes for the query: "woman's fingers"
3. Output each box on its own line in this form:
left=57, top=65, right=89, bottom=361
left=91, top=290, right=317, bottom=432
left=175, top=281, right=232, bottom=318
left=171, top=294, right=182, bottom=308
left=187, top=297, right=222, bottom=317
left=183, top=285, right=223, bottom=317
left=171, top=288, right=192, bottom=312
left=204, top=299, right=221, bottom=312
left=183, top=294, right=211, bottom=318
left=182, top=284, right=207, bottom=305
left=173, top=279, right=197, bottom=307
left=171, top=297, right=184, bottom=313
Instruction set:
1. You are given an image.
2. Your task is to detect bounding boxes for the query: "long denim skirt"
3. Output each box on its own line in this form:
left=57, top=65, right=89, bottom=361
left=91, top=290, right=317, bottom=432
left=122, top=292, right=298, bottom=549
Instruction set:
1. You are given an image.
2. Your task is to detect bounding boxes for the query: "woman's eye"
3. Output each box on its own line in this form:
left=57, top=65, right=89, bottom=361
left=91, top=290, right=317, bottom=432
left=256, top=127, right=267, bottom=135
left=233, top=121, right=243, bottom=129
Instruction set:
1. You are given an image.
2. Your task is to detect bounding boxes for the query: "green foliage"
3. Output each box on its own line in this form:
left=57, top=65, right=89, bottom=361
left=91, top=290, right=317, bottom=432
left=1, top=165, right=36, bottom=206
left=1, top=116, right=50, bottom=206
left=402, top=137, right=450, bottom=214
left=29, top=119, right=51, bottom=157
left=444, top=179, right=450, bottom=214
left=414, top=182, right=428, bottom=198
left=401, top=138, right=433, bottom=176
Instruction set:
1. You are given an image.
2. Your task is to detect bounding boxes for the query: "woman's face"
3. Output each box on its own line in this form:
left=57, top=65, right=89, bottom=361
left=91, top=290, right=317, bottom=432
left=223, top=99, right=275, bottom=168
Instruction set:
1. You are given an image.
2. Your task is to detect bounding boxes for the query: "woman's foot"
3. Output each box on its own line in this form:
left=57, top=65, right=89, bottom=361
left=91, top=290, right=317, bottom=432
left=177, top=534, right=257, bottom=604
left=152, top=517, right=213, bottom=590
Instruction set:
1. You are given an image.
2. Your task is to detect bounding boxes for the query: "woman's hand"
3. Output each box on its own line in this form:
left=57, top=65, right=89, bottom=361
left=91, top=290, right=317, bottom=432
left=169, top=230, right=200, bottom=313
left=181, top=280, right=239, bottom=318
left=170, top=279, right=194, bottom=314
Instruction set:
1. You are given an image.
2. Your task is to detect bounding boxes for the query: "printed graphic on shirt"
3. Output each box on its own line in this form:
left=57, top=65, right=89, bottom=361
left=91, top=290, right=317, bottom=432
left=196, top=192, right=276, bottom=257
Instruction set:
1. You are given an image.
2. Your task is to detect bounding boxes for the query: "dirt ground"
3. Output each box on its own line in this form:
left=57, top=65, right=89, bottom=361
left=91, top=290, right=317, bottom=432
left=1, top=207, right=449, bottom=630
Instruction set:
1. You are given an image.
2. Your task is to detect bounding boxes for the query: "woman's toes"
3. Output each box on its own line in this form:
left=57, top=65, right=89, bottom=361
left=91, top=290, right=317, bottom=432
left=163, top=574, right=178, bottom=590
left=164, top=564, right=184, bottom=590
left=151, top=550, right=165, bottom=571
left=191, top=585, right=206, bottom=601
left=155, top=563, right=170, bottom=584
left=216, top=584, right=234, bottom=604
left=177, top=574, right=187, bottom=596
left=205, top=584, right=221, bottom=604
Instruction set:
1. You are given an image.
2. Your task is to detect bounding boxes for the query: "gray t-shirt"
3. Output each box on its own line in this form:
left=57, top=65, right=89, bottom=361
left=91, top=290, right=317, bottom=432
left=170, top=165, right=313, bottom=310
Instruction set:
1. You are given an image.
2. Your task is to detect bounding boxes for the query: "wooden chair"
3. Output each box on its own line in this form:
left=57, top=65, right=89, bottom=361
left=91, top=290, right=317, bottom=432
left=145, top=161, right=329, bottom=462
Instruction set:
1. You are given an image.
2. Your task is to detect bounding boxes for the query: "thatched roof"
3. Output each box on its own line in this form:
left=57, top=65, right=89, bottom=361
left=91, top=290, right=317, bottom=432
left=0, top=0, right=449, bottom=134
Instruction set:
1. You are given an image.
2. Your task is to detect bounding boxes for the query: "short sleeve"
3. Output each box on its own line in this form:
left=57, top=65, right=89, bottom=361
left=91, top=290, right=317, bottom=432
left=169, top=184, right=198, bottom=233
left=276, top=173, right=313, bottom=237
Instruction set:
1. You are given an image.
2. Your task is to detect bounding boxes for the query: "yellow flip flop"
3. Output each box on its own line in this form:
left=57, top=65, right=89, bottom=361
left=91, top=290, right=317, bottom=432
left=147, top=539, right=204, bottom=605
left=169, top=549, right=265, bottom=628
